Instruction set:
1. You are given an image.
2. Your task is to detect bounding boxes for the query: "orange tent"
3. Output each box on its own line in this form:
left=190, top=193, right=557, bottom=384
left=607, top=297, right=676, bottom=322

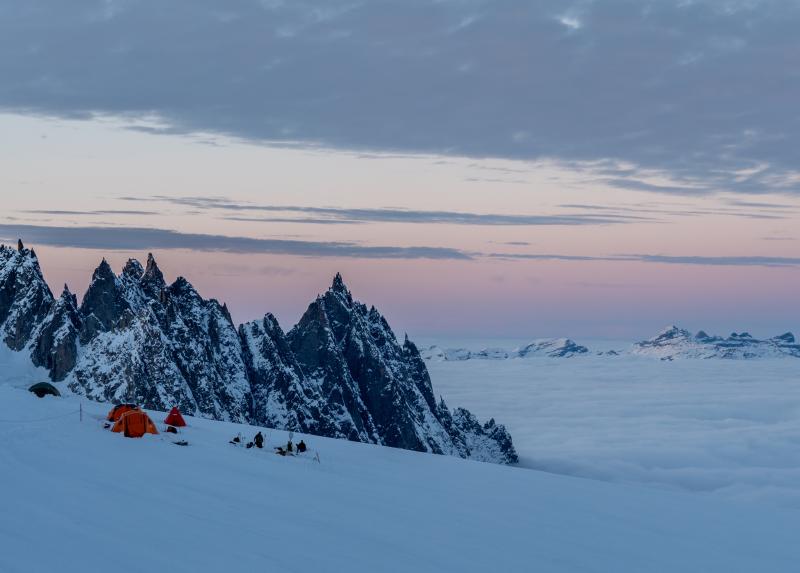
left=164, top=407, right=187, bottom=427
left=107, top=404, right=140, bottom=422
left=112, top=410, right=159, bottom=438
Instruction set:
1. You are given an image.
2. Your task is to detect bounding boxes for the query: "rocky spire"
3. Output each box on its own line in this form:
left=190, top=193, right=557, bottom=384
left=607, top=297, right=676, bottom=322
left=141, top=253, right=166, bottom=300
left=61, top=284, right=78, bottom=309
left=0, top=240, right=55, bottom=350
left=331, top=272, right=350, bottom=297
left=221, top=302, right=233, bottom=325
left=30, top=283, right=82, bottom=381
left=122, top=258, right=145, bottom=280
left=288, top=274, right=517, bottom=462
left=79, top=258, right=130, bottom=341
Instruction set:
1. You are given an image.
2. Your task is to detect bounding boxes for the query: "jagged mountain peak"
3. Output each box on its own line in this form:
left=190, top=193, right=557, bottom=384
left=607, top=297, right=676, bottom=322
left=79, top=258, right=132, bottom=341
left=288, top=278, right=517, bottom=462
left=59, top=284, right=78, bottom=307
left=144, top=253, right=164, bottom=282
left=654, top=325, right=691, bottom=339
left=331, top=271, right=347, bottom=292
left=0, top=242, right=55, bottom=351
left=140, top=253, right=166, bottom=299
left=634, top=326, right=800, bottom=359
left=2, top=241, right=39, bottom=264
left=220, top=302, right=234, bottom=325
left=167, top=276, right=200, bottom=299
left=122, top=258, right=144, bottom=280
left=93, top=258, right=115, bottom=280
left=329, top=272, right=353, bottom=303
left=1, top=242, right=517, bottom=464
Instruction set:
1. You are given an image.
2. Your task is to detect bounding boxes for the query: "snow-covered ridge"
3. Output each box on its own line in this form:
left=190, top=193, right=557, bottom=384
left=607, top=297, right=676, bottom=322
left=632, top=325, right=800, bottom=360
left=422, top=338, right=590, bottom=361
left=0, top=241, right=516, bottom=464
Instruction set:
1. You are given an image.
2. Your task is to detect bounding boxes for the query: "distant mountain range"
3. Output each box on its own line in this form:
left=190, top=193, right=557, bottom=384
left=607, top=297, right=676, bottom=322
left=0, top=241, right=516, bottom=464
left=422, top=327, right=799, bottom=362
left=422, top=338, right=590, bottom=361
left=631, top=326, right=800, bottom=360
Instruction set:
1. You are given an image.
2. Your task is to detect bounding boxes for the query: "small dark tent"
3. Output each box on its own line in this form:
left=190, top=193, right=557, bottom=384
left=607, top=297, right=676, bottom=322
left=28, top=382, right=61, bottom=398
left=164, top=407, right=187, bottom=427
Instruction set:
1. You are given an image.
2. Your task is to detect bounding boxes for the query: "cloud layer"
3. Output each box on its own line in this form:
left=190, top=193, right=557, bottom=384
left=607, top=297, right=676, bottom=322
left=3, top=223, right=798, bottom=268
left=0, top=224, right=471, bottom=259
left=2, top=0, right=798, bottom=194
left=429, top=353, right=800, bottom=508
left=122, top=195, right=645, bottom=226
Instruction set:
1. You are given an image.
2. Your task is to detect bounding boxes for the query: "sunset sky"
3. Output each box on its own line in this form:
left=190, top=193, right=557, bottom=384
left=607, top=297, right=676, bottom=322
left=1, top=1, right=799, bottom=339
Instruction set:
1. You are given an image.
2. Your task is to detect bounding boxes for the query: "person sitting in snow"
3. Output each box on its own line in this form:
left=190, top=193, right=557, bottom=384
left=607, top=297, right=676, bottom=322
left=297, top=440, right=307, bottom=453
left=286, top=439, right=293, bottom=453
left=275, top=446, right=286, bottom=456
left=254, top=432, right=264, bottom=449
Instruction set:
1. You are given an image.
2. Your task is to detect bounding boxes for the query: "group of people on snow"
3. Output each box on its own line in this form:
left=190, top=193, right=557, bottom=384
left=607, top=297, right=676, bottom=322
left=229, top=431, right=307, bottom=456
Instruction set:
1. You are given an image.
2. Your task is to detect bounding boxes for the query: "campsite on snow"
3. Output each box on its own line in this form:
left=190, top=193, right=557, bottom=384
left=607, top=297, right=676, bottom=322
left=3, top=1, right=800, bottom=570
left=2, top=242, right=800, bottom=572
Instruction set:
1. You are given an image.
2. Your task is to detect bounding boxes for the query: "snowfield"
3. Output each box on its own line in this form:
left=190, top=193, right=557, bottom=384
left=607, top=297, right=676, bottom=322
left=2, top=383, right=800, bottom=573
left=424, top=341, right=800, bottom=508
left=3, top=344, right=800, bottom=571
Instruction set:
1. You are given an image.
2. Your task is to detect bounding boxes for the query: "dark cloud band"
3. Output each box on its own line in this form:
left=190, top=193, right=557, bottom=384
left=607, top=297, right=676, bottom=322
left=0, top=224, right=471, bottom=260
left=1, top=1, right=798, bottom=194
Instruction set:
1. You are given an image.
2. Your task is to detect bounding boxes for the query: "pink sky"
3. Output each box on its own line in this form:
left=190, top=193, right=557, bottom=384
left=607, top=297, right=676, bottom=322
left=2, top=114, right=799, bottom=340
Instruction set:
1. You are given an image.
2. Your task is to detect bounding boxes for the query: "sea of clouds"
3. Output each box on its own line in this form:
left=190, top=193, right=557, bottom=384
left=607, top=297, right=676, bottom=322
left=426, top=344, right=800, bottom=508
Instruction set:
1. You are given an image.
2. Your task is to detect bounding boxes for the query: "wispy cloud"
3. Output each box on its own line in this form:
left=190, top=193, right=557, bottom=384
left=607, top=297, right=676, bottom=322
left=631, top=254, right=800, bottom=268
left=123, top=195, right=646, bottom=226
left=489, top=253, right=800, bottom=268
left=22, top=209, right=160, bottom=216
left=558, top=201, right=798, bottom=221
left=0, top=224, right=471, bottom=260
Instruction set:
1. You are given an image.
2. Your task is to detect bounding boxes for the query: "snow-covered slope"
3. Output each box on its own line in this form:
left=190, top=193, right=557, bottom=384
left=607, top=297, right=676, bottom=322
left=632, top=325, right=800, bottom=360
left=1, top=385, right=798, bottom=573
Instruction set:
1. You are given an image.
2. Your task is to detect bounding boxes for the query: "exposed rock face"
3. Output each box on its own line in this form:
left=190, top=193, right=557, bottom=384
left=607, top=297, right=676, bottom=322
left=79, top=259, right=131, bottom=342
left=240, top=313, right=336, bottom=436
left=0, top=244, right=54, bottom=351
left=0, top=244, right=517, bottom=465
left=71, top=307, right=197, bottom=410
left=69, top=257, right=251, bottom=423
left=30, top=286, right=82, bottom=381
left=155, top=276, right=251, bottom=422
left=632, top=326, right=800, bottom=359
left=285, top=274, right=518, bottom=462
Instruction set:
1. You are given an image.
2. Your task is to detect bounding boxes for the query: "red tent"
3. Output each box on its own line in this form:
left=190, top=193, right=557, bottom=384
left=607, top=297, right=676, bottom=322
left=164, top=407, right=187, bottom=427
left=112, top=410, right=159, bottom=438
